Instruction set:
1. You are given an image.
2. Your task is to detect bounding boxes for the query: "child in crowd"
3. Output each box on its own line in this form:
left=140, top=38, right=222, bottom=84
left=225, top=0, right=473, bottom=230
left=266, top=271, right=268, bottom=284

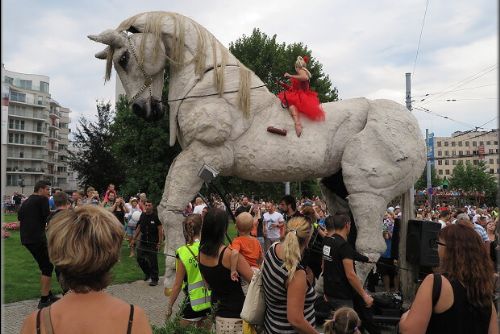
left=230, top=212, right=263, bottom=290
left=324, top=307, right=361, bottom=334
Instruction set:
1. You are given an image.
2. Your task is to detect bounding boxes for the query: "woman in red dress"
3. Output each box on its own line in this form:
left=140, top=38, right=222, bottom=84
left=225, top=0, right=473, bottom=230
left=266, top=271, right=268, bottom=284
left=277, top=56, right=325, bottom=137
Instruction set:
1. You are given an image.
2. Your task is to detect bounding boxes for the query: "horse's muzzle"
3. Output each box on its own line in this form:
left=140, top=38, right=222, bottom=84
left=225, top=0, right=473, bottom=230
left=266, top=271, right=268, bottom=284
left=132, top=97, right=164, bottom=121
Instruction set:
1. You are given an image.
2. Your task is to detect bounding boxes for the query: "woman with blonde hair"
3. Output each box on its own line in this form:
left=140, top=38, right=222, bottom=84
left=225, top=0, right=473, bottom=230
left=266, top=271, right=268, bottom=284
left=262, top=216, right=319, bottom=333
left=20, top=205, right=152, bottom=334
left=399, top=224, right=498, bottom=333
left=277, top=55, right=325, bottom=137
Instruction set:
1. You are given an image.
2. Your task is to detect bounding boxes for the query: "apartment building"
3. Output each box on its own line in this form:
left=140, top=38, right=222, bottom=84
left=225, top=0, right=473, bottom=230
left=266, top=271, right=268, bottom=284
left=2, top=64, right=73, bottom=195
left=432, top=130, right=500, bottom=178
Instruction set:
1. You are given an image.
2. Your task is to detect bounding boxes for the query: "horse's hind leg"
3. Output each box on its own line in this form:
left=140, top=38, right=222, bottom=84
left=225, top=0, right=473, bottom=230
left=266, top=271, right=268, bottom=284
left=158, top=141, right=234, bottom=286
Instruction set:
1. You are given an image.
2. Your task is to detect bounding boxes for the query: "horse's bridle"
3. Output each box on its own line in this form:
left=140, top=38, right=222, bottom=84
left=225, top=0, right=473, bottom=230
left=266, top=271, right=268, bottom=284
left=126, top=36, right=156, bottom=104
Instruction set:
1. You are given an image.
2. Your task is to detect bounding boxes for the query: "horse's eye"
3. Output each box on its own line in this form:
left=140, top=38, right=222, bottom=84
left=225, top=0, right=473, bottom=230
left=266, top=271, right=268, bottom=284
left=118, top=50, right=129, bottom=68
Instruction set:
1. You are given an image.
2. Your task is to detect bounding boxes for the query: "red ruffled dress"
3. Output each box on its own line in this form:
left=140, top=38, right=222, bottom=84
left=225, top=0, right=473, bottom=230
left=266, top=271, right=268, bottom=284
left=277, top=78, right=325, bottom=121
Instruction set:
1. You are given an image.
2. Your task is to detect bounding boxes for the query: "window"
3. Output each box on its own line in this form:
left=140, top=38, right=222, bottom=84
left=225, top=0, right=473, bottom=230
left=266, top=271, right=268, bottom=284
left=467, top=150, right=470, bottom=155
left=438, top=160, right=443, bottom=165
left=19, top=80, right=32, bottom=90
left=19, top=151, right=24, bottom=158
left=487, top=141, right=491, bottom=145
left=437, top=141, right=442, bottom=147
left=452, top=151, right=456, bottom=156
left=438, top=151, right=442, bottom=156
left=490, top=169, right=495, bottom=174
left=451, top=142, right=456, bottom=147
left=459, top=151, right=463, bottom=156
left=10, top=91, right=26, bottom=102
left=37, top=96, right=43, bottom=105
left=453, top=160, right=457, bottom=165
left=473, top=141, right=477, bottom=147
left=489, top=159, right=494, bottom=164
left=444, top=142, right=449, bottom=147
left=490, top=149, right=494, bottom=154
left=458, top=142, right=463, bottom=147
left=465, top=141, right=469, bottom=146
left=473, top=160, right=478, bottom=165
left=7, top=175, right=19, bottom=186
left=439, top=170, right=443, bottom=175
left=445, top=160, right=449, bottom=165
left=40, top=81, right=49, bottom=93
left=445, top=151, right=449, bottom=156
left=495, top=141, right=498, bottom=145
left=473, top=150, right=477, bottom=155
left=479, top=141, right=484, bottom=145
left=4, top=76, right=13, bottom=85
left=445, top=170, right=450, bottom=175
left=8, top=133, right=24, bottom=144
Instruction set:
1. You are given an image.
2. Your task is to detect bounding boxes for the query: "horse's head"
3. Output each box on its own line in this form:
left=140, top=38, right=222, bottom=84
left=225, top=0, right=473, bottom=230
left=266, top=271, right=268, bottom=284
left=88, top=29, right=167, bottom=121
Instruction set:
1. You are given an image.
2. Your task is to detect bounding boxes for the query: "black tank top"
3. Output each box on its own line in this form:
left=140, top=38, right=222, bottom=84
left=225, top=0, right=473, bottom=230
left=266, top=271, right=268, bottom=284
left=198, top=246, right=245, bottom=318
left=427, top=277, right=491, bottom=334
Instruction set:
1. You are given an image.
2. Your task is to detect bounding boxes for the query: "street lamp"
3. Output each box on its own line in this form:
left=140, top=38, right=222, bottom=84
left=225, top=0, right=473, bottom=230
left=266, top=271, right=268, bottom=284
left=18, top=177, right=25, bottom=194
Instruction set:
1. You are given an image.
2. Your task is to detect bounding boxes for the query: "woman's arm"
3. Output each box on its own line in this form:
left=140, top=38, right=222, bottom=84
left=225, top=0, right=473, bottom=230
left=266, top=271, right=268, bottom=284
left=398, top=274, right=435, bottom=334
left=287, top=270, right=319, bottom=334
left=222, top=249, right=253, bottom=283
left=284, top=69, right=309, bottom=81
left=132, top=305, right=153, bottom=334
left=166, top=259, right=186, bottom=317
left=20, top=312, right=37, bottom=334
left=488, top=302, right=498, bottom=334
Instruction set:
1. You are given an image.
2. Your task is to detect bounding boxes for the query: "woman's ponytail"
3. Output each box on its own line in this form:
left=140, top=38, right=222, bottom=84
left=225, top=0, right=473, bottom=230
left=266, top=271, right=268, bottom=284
left=282, top=217, right=312, bottom=282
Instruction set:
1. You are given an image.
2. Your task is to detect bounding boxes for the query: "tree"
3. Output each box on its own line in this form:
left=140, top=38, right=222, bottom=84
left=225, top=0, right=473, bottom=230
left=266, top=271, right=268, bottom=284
left=68, top=101, right=125, bottom=193
left=110, top=95, right=181, bottom=204
left=414, top=165, right=441, bottom=190
left=450, top=161, right=496, bottom=192
left=229, top=28, right=338, bottom=102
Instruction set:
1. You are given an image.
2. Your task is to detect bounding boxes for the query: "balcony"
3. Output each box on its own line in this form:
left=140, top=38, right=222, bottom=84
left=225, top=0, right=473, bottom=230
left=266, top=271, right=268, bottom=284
left=49, top=122, right=59, bottom=130
left=8, top=109, right=48, bottom=120
left=9, top=140, right=47, bottom=147
left=7, top=154, right=47, bottom=161
left=6, top=167, right=45, bottom=174
left=49, top=109, right=61, bottom=119
left=8, top=125, right=46, bottom=135
left=48, top=145, right=58, bottom=152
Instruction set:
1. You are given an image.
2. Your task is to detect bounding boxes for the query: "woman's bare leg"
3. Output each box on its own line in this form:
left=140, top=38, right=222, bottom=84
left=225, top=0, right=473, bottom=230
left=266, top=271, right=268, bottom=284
left=289, top=105, right=302, bottom=137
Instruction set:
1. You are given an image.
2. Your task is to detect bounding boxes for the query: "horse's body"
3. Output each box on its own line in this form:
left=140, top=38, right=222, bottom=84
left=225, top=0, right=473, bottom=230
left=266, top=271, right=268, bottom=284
left=89, top=11, right=426, bottom=285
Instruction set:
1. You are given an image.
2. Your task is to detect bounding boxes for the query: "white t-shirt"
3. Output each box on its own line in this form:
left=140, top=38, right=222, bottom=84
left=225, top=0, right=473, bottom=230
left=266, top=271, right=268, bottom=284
left=438, top=219, right=447, bottom=229
left=263, top=211, right=284, bottom=239
left=193, top=204, right=207, bottom=215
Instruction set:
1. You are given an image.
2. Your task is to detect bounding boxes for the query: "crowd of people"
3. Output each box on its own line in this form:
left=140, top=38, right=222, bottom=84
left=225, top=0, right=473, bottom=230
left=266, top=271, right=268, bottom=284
left=13, top=180, right=499, bottom=333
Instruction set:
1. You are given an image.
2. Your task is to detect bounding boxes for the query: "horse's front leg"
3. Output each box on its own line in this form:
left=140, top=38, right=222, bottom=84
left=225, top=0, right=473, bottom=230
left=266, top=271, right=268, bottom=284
left=157, top=141, right=234, bottom=287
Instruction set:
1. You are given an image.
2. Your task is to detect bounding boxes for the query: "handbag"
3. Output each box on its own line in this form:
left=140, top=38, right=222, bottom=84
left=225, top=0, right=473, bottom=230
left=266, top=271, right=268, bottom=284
left=240, top=267, right=265, bottom=325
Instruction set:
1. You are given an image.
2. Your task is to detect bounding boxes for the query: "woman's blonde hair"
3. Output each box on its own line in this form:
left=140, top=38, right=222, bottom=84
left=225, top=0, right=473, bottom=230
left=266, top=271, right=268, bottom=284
left=324, top=307, right=361, bottom=334
left=294, top=56, right=312, bottom=79
left=47, top=205, right=124, bottom=292
left=282, top=217, right=312, bottom=282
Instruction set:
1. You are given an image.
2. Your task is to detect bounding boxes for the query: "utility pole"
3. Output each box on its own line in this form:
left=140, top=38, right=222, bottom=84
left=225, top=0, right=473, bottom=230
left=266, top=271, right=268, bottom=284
left=400, top=72, right=419, bottom=304
left=284, top=182, right=290, bottom=195
left=426, top=129, right=433, bottom=206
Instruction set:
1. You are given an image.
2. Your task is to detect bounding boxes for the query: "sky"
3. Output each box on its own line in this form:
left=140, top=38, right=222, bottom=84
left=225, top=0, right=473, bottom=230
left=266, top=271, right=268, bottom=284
left=2, top=0, right=498, bottom=137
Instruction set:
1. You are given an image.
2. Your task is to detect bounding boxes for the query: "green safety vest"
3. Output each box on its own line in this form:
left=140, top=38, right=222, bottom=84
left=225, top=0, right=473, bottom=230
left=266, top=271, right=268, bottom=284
left=176, top=241, right=212, bottom=312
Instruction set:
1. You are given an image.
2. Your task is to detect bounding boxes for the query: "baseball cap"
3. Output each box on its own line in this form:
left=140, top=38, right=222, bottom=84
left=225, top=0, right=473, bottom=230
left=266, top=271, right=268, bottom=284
left=387, top=207, right=395, bottom=213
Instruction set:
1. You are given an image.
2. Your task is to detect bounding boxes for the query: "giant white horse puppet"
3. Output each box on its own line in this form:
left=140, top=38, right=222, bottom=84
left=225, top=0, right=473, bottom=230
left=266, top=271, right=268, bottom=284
left=89, top=11, right=426, bottom=285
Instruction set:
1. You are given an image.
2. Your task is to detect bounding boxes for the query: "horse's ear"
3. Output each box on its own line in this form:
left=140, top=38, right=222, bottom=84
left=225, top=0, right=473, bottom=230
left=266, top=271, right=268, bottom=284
left=88, top=29, right=126, bottom=48
left=95, top=47, right=110, bottom=60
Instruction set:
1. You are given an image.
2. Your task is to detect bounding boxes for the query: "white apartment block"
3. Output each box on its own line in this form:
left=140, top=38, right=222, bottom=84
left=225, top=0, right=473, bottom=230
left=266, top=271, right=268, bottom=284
left=433, top=130, right=500, bottom=178
left=2, top=64, right=73, bottom=195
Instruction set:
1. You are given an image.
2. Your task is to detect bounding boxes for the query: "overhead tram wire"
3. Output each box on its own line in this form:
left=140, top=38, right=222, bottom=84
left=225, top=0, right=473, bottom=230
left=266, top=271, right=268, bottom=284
left=412, top=0, right=431, bottom=78
left=416, top=64, right=498, bottom=106
left=413, top=106, right=480, bottom=129
left=412, top=83, right=497, bottom=98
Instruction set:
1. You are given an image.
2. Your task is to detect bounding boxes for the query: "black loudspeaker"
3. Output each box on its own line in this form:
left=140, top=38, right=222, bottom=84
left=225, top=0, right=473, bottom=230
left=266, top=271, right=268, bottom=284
left=406, top=219, right=441, bottom=267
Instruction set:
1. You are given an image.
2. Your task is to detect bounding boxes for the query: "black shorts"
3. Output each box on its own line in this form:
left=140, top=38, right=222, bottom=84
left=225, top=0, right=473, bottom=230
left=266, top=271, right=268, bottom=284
left=24, top=242, right=54, bottom=276
left=376, top=257, right=397, bottom=277
left=181, top=297, right=210, bottom=320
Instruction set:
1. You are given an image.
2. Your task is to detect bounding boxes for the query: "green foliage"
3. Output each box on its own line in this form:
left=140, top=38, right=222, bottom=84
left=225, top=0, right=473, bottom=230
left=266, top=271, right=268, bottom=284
left=153, top=300, right=216, bottom=334
left=110, top=95, right=181, bottom=204
left=68, top=101, right=125, bottom=194
left=229, top=28, right=338, bottom=102
left=450, top=161, right=497, bottom=191
left=414, top=165, right=441, bottom=189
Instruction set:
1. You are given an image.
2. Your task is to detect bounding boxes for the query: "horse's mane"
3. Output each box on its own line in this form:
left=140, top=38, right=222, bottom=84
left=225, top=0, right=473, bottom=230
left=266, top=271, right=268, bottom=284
left=106, top=11, right=252, bottom=117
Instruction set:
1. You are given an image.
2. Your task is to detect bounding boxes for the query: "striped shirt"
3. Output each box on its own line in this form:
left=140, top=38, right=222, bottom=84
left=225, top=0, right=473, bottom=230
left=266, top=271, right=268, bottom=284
left=262, top=243, right=316, bottom=333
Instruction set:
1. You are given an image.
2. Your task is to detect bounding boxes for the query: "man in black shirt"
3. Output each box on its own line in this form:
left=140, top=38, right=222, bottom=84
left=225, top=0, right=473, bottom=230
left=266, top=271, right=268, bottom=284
left=132, top=200, right=164, bottom=286
left=234, top=196, right=252, bottom=217
left=18, top=180, right=60, bottom=309
left=322, top=214, right=380, bottom=333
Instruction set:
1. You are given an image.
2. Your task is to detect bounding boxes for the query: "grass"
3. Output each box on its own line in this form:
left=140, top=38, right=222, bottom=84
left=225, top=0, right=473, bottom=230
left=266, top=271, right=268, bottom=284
left=2, top=213, right=165, bottom=303
left=2, top=214, right=237, bottom=303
